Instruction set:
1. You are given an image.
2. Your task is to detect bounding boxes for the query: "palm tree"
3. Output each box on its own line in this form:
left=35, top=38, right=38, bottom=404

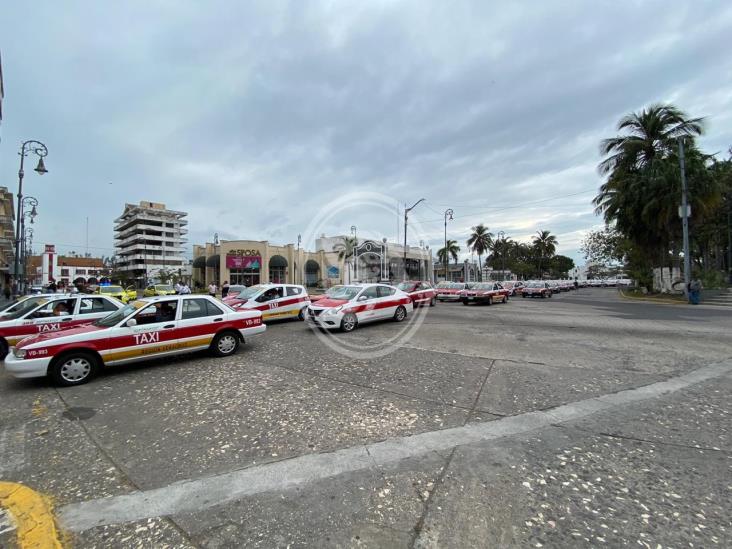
left=532, top=230, right=558, bottom=278
left=437, top=240, right=461, bottom=272
left=333, top=236, right=358, bottom=283
left=466, top=224, right=493, bottom=281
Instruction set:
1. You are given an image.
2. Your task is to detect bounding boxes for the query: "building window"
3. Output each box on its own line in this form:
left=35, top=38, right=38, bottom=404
left=61, top=269, right=70, bottom=277
left=229, top=268, right=260, bottom=287
left=76, top=269, right=86, bottom=275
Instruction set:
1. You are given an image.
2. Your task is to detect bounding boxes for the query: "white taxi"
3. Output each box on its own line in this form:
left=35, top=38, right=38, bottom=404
left=306, top=283, right=413, bottom=332
left=223, top=284, right=310, bottom=321
left=4, top=295, right=265, bottom=387
left=0, top=294, right=123, bottom=360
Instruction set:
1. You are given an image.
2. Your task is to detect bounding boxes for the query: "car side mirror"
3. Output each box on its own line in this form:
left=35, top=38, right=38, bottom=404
left=126, top=319, right=137, bottom=328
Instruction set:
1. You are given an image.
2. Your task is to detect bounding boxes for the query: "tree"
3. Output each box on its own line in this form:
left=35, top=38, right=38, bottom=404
left=548, top=255, right=575, bottom=277
left=532, top=230, right=558, bottom=277
left=466, top=224, right=493, bottom=281
left=580, top=227, right=625, bottom=266
left=333, top=236, right=358, bottom=283
left=437, top=240, right=461, bottom=266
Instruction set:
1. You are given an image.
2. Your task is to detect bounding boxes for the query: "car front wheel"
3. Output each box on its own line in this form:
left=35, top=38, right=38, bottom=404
left=211, top=331, right=240, bottom=357
left=50, top=352, right=99, bottom=387
left=430, top=297, right=436, bottom=307
left=341, top=313, right=358, bottom=332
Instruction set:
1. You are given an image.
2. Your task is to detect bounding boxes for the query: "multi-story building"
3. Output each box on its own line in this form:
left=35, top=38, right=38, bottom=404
left=114, top=201, right=188, bottom=285
left=0, top=186, right=15, bottom=289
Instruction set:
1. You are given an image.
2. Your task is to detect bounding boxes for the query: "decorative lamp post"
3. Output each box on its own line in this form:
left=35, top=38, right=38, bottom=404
left=403, top=199, right=425, bottom=280
left=14, top=141, right=48, bottom=294
left=443, top=209, right=454, bottom=282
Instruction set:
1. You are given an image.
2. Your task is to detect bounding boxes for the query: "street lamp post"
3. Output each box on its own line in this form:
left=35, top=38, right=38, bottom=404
left=296, top=233, right=301, bottom=285
left=403, top=199, right=425, bottom=281
left=497, top=231, right=506, bottom=279
left=20, top=197, right=38, bottom=290
left=14, top=141, right=48, bottom=295
left=443, top=209, right=454, bottom=282
left=678, top=138, right=691, bottom=297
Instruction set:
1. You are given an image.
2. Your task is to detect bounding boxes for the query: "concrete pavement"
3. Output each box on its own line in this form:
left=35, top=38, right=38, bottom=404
left=0, top=288, right=730, bottom=547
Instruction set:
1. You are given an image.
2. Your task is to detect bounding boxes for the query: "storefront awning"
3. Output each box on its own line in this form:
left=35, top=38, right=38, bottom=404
left=206, top=255, right=220, bottom=268
left=193, top=256, right=207, bottom=269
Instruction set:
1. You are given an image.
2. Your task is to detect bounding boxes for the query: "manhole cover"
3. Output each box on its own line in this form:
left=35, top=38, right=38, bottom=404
left=62, top=407, right=96, bottom=420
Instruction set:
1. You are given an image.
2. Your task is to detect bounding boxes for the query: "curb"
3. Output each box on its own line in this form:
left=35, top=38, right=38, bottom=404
left=618, top=289, right=687, bottom=305
left=0, top=482, right=64, bottom=548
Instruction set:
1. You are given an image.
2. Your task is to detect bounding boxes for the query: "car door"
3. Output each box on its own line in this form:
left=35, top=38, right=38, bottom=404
left=177, top=297, right=225, bottom=350
left=354, top=286, right=379, bottom=322
left=254, top=286, right=285, bottom=319
left=375, top=285, right=399, bottom=319
left=282, top=285, right=307, bottom=317
left=105, top=298, right=181, bottom=364
left=26, top=297, right=77, bottom=335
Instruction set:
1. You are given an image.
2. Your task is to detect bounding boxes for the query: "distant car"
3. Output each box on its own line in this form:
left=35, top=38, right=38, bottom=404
left=0, top=294, right=123, bottom=360
left=94, top=285, right=127, bottom=302
left=122, top=286, right=138, bottom=303
left=522, top=282, right=553, bottom=298
left=435, top=282, right=468, bottom=302
left=143, top=284, right=177, bottom=297
left=459, top=282, right=510, bottom=305
left=4, top=295, right=266, bottom=386
left=224, top=283, right=310, bottom=321
left=501, top=281, right=524, bottom=296
left=307, top=283, right=413, bottom=332
left=396, top=281, right=437, bottom=307
left=603, top=278, right=618, bottom=287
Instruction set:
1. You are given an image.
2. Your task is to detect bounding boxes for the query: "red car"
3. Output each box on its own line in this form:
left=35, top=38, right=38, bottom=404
left=501, top=281, right=525, bottom=296
left=396, top=281, right=437, bottom=307
left=459, top=282, right=510, bottom=305
left=435, top=282, right=468, bottom=302
left=522, top=281, right=553, bottom=298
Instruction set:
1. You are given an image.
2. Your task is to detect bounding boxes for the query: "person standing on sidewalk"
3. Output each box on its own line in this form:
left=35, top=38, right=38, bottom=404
left=208, top=282, right=217, bottom=298
left=221, top=281, right=230, bottom=299
left=688, top=277, right=702, bottom=305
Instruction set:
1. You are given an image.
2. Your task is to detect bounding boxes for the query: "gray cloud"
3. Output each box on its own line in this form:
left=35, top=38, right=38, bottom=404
left=1, top=0, right=730, bottom=264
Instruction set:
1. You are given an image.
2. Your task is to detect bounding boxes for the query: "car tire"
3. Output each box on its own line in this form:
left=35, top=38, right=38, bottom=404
left=49, top=351, right=100, bottom=387
left=430, top=297, right=436, bottom=307
left=487, top=296, right=493, bottom=306
left=461, top=299, right=469, bottom=306
left=522, top=294, right=527, bottom=298
left=341, top=313, right=358, bottom=332
left=298, top=307, right=306, bottom=321
left=394, top=305, right=407, bottom=322
left=211, top=331, right=240, bottom=357
left=0, top=339, right=8, bottom=361
left=503, top=295, right=508, bottom=304
left=548, top=292, right=553, bottom=298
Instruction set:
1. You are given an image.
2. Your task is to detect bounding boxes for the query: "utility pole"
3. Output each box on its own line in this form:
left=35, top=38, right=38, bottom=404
left=403, top=198, right=425, bottom=281
left=678, top=138, right=691, bottom=296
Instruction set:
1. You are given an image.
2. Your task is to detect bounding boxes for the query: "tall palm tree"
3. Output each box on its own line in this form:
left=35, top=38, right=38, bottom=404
left=466, top=224, right=493, bottom=281
left=333, top=236, right=358, bottom=282
left=437, top=240, right=461, bottom=268
left=532, top=230, right=558, bottom=278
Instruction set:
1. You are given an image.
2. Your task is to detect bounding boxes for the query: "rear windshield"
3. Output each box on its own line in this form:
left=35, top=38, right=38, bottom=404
left=4, top=298, right=50, bottom=320
left=100, top=286, right=123, bottom=293
left=325, top=286, right=361, bottom=300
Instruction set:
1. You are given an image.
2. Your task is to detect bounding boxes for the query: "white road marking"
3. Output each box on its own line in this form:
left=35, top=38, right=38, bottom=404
left=0, top=426, right=26, bottom=475
left=58, top=359, right=732, bottom=532
left=0, top=508, right=16, bottom=535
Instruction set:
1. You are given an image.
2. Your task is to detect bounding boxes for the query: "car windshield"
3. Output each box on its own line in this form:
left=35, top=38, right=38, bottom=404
left=4, top=298, right=51, bottom=320
left=100, top=286, right=123, bottom=293
left=396, top=282, right=416, bottom=291
left=473, top=283, right=493, bottom=290
left=156, top=285, right=174, bottom=292
left=325, top=286, right=361, bottom=300
left=93, top=301, right=145, bottom=327
left=236, top=285, right=267, bottom=299
left=1, top=297, right=32, bottom=313
left=527, top=282, right=544, bottom=288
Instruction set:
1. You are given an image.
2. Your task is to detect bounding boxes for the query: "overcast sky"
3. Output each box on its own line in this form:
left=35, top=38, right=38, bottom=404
left=1, top=1, right=730, bottom=265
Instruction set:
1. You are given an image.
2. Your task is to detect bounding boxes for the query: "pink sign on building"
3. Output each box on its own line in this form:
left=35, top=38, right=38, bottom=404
left=226, top=255, right=261, bottom=270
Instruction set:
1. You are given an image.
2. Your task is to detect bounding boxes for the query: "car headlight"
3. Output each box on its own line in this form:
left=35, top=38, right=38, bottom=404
left=326, top=306, right=343, bottom=315
left=13, top=348, right=27, bottom=359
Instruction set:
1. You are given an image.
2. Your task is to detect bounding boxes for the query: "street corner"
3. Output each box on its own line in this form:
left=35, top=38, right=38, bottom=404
left=0, top=481, right=65, bottom=549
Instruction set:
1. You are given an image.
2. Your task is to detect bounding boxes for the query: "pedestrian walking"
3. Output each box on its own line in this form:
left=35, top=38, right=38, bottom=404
left=181, top=283, right=191, bottom=295
left=208, top=282, right=217, bottom=297
left=221, top=281, right=230, bottom=299
left=688, top=277, right=702, bottom=305
left=174, top=282, right=182, bottom=294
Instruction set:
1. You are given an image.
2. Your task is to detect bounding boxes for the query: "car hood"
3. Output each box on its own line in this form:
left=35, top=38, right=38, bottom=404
left=310, top=298, right=349, bottom=308
left=16, top=323, right=107, bottom=348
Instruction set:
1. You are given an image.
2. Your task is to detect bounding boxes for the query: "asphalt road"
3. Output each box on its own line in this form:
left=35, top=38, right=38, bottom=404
left=0, top=288, right=730, bottom=548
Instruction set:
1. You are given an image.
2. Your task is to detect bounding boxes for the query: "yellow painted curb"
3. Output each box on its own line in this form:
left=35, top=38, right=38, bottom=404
left=0, top=482, right=63, bottom=548
left=618, top=289, right=686, bottom=305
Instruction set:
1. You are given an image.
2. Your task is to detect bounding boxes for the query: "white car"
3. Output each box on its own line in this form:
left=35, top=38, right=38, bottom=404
left=307, top=283, right=413, bottom=332
left=223, top=283, right=311, bottom=321
left=0, top=294, right=123, bottom=360
left=4, top=295, right=266, bottom=387
left=0, top=294, right=64, bottom=319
